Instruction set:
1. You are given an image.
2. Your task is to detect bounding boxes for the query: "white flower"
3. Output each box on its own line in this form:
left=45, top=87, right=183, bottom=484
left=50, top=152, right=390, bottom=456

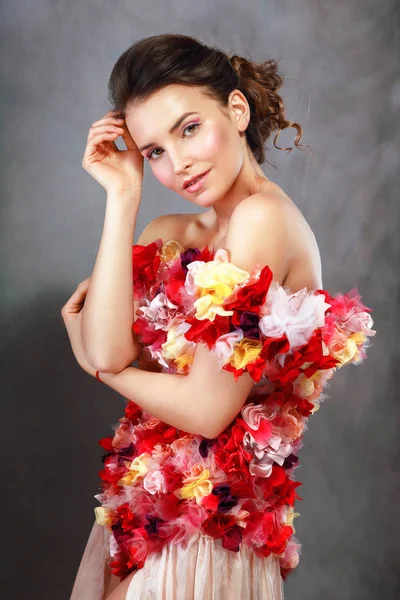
left=259, top=283, right=330, bottom=365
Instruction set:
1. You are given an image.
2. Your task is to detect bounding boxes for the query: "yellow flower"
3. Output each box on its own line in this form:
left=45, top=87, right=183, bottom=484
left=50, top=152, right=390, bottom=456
left=162, top=323, right=195, bottom=360
left=331, top=334, right=361, bottom=367
left=229, top=338, right=262, bottom=369
left=94, top=506, right=114, bottom=527
left=174, top=352, right=194, bottom=374
left=179, top=464, right=213, bottom=504
left=118, top=452, right=152, bottom=486
left=296, top=372, right=316, bottom=398
left=283, top=506, right=300, bottom=533
left=310, top=401, right=320, bottom=416
left=194, top=294, right=234, bottom=320
left=193, top=259, right=249, bottom=321
left=160, top=240, right=185, bottom=262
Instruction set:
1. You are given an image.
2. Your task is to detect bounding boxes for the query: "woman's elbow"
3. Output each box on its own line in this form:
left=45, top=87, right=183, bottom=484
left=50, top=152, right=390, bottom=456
left=82, top=348, right=133, bottom=373
left=199, top=411, right=225, bottom=440
left=91, top=353, right=136, bottom=373
left=83, top=339, right=143, bottom=373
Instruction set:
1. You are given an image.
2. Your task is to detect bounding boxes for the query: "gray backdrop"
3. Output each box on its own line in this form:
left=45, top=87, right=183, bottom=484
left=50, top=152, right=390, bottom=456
left=1, top=1, right=399, bottom=599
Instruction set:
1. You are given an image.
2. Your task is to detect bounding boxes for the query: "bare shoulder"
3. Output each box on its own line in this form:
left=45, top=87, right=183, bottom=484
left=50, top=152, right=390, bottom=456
left=230, top=188, right=294, bottom=228
left=227, top=188, right=323, bottom=291
left=134, top=213, right=192, bottom=246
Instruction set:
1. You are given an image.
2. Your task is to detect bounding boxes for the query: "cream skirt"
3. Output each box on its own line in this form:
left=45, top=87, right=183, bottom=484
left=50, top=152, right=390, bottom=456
left=70, top=519, right=285, bottom=600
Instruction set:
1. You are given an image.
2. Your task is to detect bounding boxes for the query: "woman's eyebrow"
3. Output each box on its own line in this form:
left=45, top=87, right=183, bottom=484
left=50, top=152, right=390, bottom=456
left=138, top=111, right=199, bottom=152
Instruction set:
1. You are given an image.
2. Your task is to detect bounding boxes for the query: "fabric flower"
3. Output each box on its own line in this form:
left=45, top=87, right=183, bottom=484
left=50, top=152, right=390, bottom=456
left=179, top=464, right=213, bottom=504
left=159, top=239, right=185, bottom=262
left=143, top=468, right=167, bottom=495
left=118, top=453, right=152, bottom=486
left=139, top=292, right=179, bottom=329
left=241, top=402, right=274, bottom=446
left=132, top=241, right=161, bottom=298
left=243, top=431, right=294, bottom=477
left=259, top=285, right=329, bottom=366
left=94, top=506, right=114, bottom=527
left=223, top=263, right=273, bottom=315
left=188, top=249, right=250, bottom=320
left=162, top=321, right=196, bottom=360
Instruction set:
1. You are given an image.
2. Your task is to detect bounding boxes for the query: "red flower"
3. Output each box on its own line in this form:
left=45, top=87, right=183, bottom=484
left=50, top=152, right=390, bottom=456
left=164, top=276, right=186, bottom=306
left=293, top=396, right=315, bottom=418
left=260, top=334, right=291, bottom=363
left=132, top=241, right=161, bottom=297
left=243, top=510, right=293, bottom=557
left=162, top=464, right=184, bottom=493
left=117, top=503, right=141, bottom=532
left=222, top=524, right=243, bottom=551
left=184, top=314, right=231, bottom=348
left=229, top=479, right=256, bottom=499
left=256, top=465, right=303, bottom=507
left=109, top=552, right=133, bottom=580
left=203, top=513, right=243, bottom=551
left=124, top=401, right=143, bottom=425
left=135, top=425, right=179, bottom=454
left=223, top=265, right=273, bottom=315
left=132, top=318, right=167, bottom=346
left=126, top=527, right=149, bottom=570
left=98, top=463, right=127, bottom=486
left=201, top=493, right=220, bottom=510
left=215, top=447, right=253, bottom=479
left=203, top=512, right=237, bottom=536
left=98, top=436, right=114, bottom=452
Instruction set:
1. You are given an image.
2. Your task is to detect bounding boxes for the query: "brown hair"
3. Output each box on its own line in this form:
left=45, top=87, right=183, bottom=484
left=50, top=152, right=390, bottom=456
left=108, top=33, right=308, bottom=165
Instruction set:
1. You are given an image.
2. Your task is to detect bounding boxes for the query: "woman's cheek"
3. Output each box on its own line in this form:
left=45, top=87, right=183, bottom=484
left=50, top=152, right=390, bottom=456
left=153, top=163, right=175, bottom=188
left=200, top=127, right=227, bottom=158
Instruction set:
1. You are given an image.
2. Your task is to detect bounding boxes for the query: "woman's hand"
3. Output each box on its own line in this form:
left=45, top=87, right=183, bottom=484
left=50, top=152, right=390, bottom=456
left=61, top=277, right=97, bottom=378
left=82, top=109, right=144, bottom=198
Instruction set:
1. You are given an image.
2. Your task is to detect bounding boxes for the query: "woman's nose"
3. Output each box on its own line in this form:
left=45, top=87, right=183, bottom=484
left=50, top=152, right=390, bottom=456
left=169, top=148, right=193, bottom=176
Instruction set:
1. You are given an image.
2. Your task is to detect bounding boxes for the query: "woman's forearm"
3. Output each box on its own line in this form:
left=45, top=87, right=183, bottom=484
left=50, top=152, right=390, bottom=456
left=97, top=367, right=209, bottom=437
left=81, top=188, right=140, bottom=370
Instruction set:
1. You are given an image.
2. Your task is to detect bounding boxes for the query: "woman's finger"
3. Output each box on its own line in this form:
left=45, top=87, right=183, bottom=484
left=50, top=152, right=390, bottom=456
left=90, top=118, right=125, bottom=133
left=77, top=277, right=91, bottom=288
left=83, top=132, right=120, bottom=160
left=62, top=290, right=86, bottom=315
left=61, top=278, right=91, bottom=316
left=87, top=125, right=125, bottom=142
left=119, top=122, right=139, bottom=152
left=91, top=112, right=124, bottom=129
left=89, top=114, right=138, bottom=152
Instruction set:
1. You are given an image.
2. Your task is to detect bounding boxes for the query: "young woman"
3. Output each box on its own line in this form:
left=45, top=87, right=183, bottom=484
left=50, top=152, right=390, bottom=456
left=64, top=33, right=376, bottom=600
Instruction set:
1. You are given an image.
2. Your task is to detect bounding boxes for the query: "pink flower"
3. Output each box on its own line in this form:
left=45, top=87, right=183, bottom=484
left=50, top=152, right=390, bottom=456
left=143, top=469, right=167, bottom=495
left=241, top=402, right=274, bottom=445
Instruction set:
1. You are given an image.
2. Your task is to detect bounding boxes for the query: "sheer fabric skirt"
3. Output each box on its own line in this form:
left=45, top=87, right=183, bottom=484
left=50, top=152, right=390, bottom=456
left=70, top=519, right=285, bottom=600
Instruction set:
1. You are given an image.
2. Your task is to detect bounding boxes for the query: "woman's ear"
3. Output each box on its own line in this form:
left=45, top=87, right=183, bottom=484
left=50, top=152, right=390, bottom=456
left=228, top=89, right=250, bottom=133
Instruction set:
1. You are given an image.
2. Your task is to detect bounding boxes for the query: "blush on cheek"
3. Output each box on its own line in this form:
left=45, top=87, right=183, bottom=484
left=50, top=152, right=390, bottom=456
left=153, top=164, right=174, bottom=188
left=200, top=126, right=228, bottom=157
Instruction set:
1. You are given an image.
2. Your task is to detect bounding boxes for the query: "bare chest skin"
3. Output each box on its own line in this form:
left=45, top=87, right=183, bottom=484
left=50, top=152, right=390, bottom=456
left=178, top=179, right=322, bottom=291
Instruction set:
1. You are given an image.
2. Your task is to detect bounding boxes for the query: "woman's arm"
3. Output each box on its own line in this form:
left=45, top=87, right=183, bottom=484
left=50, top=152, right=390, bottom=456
left=95, top=192, right=295, bottom=438
left=96, top=348, right=255, bottom=438
left=81, top=188, right=141, bottom=371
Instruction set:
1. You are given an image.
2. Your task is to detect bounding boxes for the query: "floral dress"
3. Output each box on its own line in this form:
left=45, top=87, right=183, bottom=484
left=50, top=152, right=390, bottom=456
left=70, top=238, right=376, bottom=600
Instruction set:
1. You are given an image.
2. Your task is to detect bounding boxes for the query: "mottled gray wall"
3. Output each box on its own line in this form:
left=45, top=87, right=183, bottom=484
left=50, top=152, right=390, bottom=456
left=1, top=1, right=399, bottom=598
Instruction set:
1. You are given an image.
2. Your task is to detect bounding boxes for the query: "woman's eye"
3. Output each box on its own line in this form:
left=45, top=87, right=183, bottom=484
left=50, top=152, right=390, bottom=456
left=183, top=123, right=200, bottom=136
left=147, top=122, right=200, bottom=161
left=147, top=148, right=162, bottom=160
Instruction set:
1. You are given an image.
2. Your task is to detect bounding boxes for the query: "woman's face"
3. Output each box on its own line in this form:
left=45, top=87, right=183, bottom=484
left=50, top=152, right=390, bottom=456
left=124, top=84, right=249, bottom=208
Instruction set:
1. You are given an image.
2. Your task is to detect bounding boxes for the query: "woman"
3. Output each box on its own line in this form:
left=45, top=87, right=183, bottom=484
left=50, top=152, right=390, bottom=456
left=63, top=34, right=375, bottom=600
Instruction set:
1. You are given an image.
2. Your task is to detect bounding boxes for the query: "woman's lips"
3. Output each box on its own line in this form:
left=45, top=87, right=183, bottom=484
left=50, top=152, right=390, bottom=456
left=184, top=169, right=211, bottom=193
